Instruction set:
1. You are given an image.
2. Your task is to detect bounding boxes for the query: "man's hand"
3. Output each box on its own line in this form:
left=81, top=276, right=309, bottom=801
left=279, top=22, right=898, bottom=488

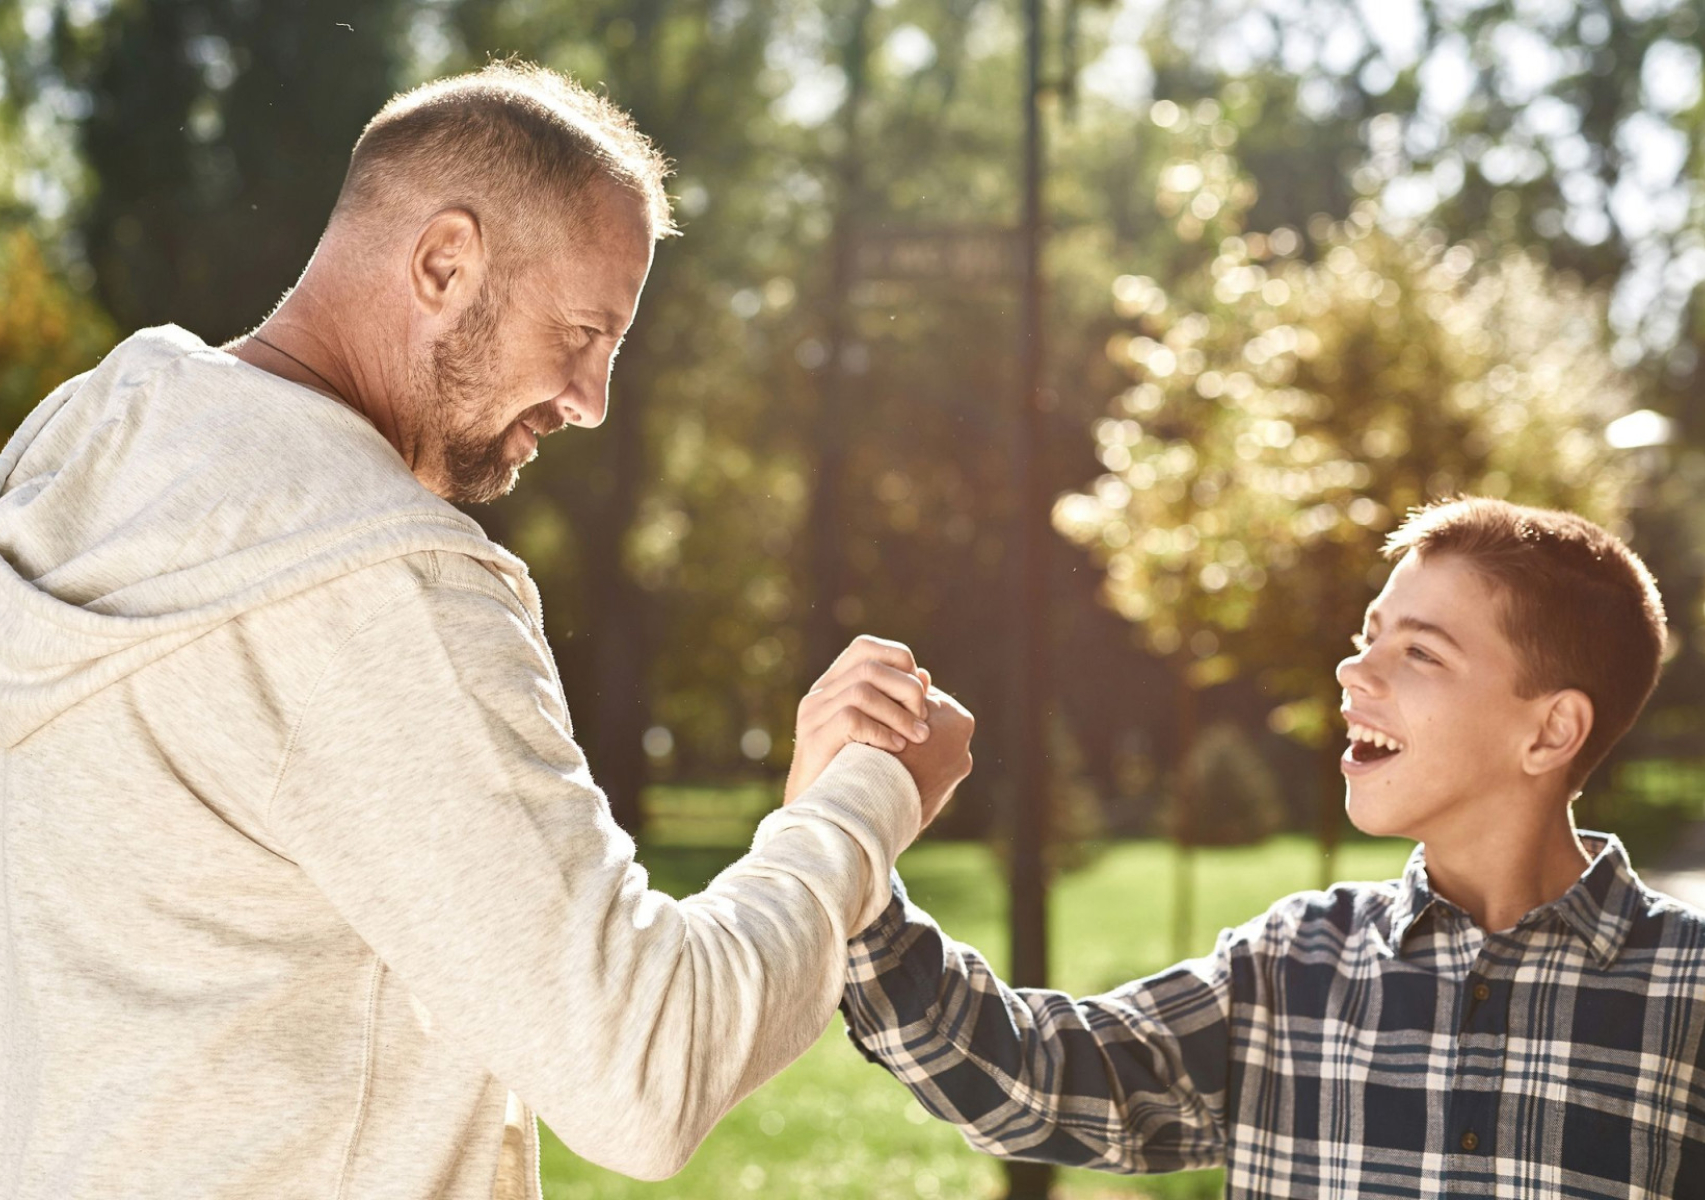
left=784, top=636, right=932, bottom=806
left=898, top=672, right=974, bottom=830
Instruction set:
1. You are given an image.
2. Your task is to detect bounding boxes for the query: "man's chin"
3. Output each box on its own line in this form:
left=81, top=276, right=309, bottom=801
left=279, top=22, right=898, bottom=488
left=443, top=463, right=521, bottom=506
left=440, top=430, right=532, bottom=504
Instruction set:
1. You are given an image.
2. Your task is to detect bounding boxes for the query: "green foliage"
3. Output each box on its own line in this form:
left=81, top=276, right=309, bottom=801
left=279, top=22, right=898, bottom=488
left=1172, top=721, right=1284, bottom=847
left=1588, top=758, right=1705, bottom=865
left=0, top=223, right=114, bottom=440
left=1054, top=108, right=1640, bottom=752
left=9, top=0, right=1702, bottom=848
left=641, top=782, right=780, bottom=846
left=57, top=0, right=414, bottom=342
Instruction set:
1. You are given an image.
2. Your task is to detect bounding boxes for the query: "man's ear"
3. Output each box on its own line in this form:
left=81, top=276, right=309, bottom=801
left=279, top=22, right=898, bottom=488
left=1523, top=689, right=1593, bottom=779
left=409, top=207, right=486, bottom=320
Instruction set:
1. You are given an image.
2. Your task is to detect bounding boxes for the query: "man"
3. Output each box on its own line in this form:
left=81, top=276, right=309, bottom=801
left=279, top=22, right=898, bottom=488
left=0, top=63, right=972, bottom=1198
left=844, top=498, right=1705, bottom=1197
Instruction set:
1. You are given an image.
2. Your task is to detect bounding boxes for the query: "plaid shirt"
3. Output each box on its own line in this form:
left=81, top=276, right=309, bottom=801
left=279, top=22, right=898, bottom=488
left=843, top=834, right=1705, bottom=1198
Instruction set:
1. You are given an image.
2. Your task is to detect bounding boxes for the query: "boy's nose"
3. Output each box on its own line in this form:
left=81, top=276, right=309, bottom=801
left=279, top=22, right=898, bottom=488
left=1336, top=653, right=1380, bottom=696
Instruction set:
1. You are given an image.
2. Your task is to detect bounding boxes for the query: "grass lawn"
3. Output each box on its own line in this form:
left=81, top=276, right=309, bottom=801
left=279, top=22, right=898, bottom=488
left=538, top=834, right=1415, bottom=1199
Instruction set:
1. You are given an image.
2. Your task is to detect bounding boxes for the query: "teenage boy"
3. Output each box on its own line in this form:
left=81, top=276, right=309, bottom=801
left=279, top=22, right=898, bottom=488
left=843, top=497, right=1705, bottom=1198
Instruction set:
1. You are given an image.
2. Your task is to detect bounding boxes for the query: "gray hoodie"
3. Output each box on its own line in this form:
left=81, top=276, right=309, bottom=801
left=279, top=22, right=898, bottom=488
left=0, top=326, right=919, bottom=1199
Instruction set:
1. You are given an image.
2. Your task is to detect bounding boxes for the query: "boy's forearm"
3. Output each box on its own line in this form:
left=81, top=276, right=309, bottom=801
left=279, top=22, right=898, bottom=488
left=842, top=877, right=1230, bottom=1174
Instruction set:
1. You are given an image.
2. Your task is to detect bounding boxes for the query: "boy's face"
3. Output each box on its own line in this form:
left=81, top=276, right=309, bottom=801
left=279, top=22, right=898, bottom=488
left=1336, top=551, right=1544, bottom=841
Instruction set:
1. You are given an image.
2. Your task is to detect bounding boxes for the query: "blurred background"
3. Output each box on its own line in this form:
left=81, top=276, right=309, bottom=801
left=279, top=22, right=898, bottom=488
left=2, top=0, right=1703, bottom=1196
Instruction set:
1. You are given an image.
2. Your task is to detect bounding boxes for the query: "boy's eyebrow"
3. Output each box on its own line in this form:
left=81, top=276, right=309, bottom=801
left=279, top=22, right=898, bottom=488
left=1391, top=614, right=1465, bottom=653
left=1365, top=610, right=1466, bottom=653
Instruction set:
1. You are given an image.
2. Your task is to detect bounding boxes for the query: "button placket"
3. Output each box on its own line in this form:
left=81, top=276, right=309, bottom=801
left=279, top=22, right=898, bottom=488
left=1444, top=938, right=1512, bottom=1174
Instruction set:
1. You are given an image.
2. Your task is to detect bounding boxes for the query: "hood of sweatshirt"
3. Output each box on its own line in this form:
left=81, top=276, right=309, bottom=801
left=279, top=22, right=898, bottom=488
left=0, top=324, right=537, bottom=748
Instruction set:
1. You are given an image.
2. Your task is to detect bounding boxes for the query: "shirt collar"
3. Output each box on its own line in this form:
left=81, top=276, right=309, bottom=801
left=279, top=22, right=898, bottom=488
left=1386, top=842, right=1440, bottom=954
left=1386, top=831, right=1641, bottom=968
left=1550, top=832, right=1642, bottom=968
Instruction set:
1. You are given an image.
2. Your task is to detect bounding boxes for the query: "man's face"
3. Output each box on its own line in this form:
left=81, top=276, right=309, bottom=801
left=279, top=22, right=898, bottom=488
left=1336, top=552, right=1544, bottom=842
left=413, top=182, right=655, bottom=504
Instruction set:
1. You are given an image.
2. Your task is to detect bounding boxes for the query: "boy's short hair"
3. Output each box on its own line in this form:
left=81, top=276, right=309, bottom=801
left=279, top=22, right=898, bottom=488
left=1383, top=497, right=1666, bottom=791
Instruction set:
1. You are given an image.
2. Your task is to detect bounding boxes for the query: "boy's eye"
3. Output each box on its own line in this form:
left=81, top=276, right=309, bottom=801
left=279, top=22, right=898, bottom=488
left=1407, top=645, right=1438, bottom=665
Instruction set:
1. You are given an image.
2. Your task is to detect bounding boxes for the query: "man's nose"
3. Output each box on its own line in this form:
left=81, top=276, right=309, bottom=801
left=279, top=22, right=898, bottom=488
left=558, top=365, right=610, bottom=430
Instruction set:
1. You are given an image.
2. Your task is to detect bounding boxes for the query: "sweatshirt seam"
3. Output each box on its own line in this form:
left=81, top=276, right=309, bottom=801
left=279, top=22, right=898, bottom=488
left=261, top=570, right=536, bottom=836
left=261, top=581, right=424, bottom=833
left=14, top=511, right=499, bottom=642
left=418, top=565, right=544, bottom=652
left=255, top=566, right=507, bottom=1189
left=334, top=955, right=387, bottom=1199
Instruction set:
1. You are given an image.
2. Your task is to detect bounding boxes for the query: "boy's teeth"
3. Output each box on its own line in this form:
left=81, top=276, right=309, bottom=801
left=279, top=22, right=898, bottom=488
left=1347, top=723, right=1402, bottom=751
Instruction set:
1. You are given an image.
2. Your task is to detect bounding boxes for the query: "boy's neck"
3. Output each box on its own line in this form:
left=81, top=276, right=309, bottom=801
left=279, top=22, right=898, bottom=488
left=1416, top=801, right=1592, bottom=934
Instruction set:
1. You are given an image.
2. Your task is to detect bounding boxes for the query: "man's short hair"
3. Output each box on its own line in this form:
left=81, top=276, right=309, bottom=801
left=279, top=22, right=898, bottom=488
left=1383, top=497, right=1666, bottom=791
left=333, top=60, right=674, bottom=276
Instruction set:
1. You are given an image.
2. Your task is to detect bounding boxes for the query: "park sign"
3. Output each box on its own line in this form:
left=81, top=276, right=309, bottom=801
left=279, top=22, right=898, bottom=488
left=851, top=225, right=1024, bottom=285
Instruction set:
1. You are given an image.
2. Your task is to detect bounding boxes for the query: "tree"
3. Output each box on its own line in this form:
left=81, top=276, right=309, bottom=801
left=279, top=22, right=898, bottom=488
left=1133, top=0, right=1705, bottom=822
left=1054, top=103, right=1642, bottom=881
left=0, top=224, right=115, bottom=438
left=56, top=0, right=413, bottom=343
left=1177, top=720, right=1283, bottom=847
left=444, top=0, right=805, bottom=829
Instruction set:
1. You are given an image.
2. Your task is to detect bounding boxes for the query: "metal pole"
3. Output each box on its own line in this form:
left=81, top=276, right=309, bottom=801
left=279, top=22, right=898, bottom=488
left=1004, top=0, right=1052, bottom=1192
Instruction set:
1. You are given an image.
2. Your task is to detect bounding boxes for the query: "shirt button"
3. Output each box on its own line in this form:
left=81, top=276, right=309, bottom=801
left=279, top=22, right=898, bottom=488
left=1472, top=983, right=1490, bottom=1002
left=1460, top=1130, right=1480, bottom=1152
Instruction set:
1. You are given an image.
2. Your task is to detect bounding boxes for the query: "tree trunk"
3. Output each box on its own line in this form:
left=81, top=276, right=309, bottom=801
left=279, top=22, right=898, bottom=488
left=804, top=0, right=874, bottom=675
left=1171, top=672, right=1199, bottom=961
left=582, top=389, right=650, bottom=837
left=1318, top=745, right=1342, bottom=890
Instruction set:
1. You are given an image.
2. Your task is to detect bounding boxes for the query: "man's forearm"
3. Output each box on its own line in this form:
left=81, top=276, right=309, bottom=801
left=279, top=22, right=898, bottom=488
left=270, top=578, right=924, bottom=1180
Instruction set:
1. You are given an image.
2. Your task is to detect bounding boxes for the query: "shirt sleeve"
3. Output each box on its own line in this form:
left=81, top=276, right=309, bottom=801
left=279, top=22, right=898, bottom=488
left=266, top=567, right=921, bottom=1181
left=841, top=872, right=1239, bottom=1175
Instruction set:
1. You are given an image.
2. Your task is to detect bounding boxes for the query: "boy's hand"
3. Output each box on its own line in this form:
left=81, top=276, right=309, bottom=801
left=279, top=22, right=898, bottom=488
left=899, top=674, right=974, bottom=830
left=784, top=636, right=932, bottom=807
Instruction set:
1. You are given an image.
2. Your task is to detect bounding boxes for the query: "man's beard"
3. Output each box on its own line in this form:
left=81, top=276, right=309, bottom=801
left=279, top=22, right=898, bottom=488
left=413, top=284, right=554, bottom=505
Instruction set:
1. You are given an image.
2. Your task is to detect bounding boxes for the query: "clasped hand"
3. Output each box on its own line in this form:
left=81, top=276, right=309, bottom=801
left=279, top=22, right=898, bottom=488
left=783, top=635, right=974, bottom=829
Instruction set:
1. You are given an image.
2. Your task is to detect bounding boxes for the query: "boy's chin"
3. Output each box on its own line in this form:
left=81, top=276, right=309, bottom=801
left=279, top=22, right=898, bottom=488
left=1344, top=781, right=1419, bottom=840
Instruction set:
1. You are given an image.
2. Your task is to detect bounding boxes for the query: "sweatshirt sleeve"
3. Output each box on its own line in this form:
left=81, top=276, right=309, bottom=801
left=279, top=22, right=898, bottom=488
left=266, top=568, right=921, bottom=1180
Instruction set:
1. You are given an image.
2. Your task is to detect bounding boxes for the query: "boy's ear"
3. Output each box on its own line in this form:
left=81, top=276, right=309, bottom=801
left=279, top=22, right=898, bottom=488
left=1523, top=689, right=1594, bottom=779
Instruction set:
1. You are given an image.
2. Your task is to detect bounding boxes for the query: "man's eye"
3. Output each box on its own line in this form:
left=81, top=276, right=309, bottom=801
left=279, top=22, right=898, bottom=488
left=1407, top=645, right=1437, bottom=664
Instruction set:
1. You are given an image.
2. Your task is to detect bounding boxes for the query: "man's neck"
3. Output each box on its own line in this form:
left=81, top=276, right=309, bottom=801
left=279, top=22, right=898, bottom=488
left=230, top=285, right=410, bottom=465
left=1418, top=800, right=1591, bottom=933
